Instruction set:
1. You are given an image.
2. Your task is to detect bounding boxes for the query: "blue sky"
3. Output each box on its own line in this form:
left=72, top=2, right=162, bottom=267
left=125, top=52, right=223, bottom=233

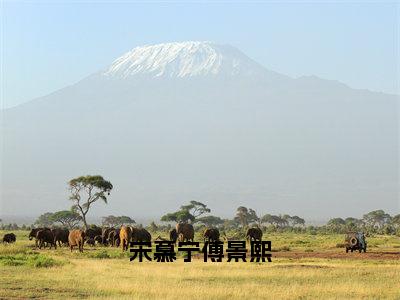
left=1, top=1, right=398, bottom=108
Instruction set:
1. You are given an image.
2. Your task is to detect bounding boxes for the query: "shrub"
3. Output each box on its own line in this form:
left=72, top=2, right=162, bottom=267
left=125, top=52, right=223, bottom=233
left=28, top=255, right=62, bottom=268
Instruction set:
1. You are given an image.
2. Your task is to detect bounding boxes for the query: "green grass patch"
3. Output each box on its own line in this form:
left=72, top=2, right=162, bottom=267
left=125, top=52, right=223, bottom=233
left=0, top=253, right=64, bottom=268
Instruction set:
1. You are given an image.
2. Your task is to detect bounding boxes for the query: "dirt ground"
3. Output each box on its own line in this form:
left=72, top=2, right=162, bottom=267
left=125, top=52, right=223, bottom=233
left=273, top=250, right=400, bottom=260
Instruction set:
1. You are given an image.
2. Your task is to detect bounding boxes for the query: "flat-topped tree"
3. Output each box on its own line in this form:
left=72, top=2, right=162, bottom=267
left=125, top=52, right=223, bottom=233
left=52, top=210, right=82, bottom=229
left=161, top=210, right=195, bottom=223
left=161, top=201, right=210, bottom=224
left=102, top=215, right=135, bottom=227
left=68, top=175, right=113, bottom=230
left=180, top=201, right=211, bottom=219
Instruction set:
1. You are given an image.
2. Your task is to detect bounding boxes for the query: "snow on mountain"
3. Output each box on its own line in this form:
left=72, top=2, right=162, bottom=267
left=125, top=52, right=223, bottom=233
left=102, top=41, right=266, bottom=78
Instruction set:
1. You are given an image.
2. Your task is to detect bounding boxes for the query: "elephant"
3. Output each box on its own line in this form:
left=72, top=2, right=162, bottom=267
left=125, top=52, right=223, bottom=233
left=176, top=223, right=194, bottom=242
left=69, top=229, right=85, bottom=252
left=246, top=227, right=263, bottom=241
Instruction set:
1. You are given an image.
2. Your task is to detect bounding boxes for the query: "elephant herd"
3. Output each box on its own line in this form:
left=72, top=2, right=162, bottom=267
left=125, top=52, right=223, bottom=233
left=28, top=227, right=85, bottom=252
left=25, top=226, right=155, bottom=253
left=3, top=224, right=263, bottom=253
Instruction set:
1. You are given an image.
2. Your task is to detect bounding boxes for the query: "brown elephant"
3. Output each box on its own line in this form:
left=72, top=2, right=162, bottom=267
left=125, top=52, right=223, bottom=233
left=246, top=227, right=263, bottom=241
left=176, top=223, right=194, bottom=242
left=131, top=227, right=151, bottom=242
left=203, top=228, right=220, bottom=242
left=69, top=229, right=85, bottom=252
left=120, top=226, right=132, bottom=251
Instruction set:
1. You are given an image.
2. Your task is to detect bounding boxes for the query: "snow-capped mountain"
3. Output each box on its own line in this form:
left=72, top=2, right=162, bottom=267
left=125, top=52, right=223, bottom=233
left=1, top=41, right=398, bottom=219
left=102, top=41, right=267, bottom=78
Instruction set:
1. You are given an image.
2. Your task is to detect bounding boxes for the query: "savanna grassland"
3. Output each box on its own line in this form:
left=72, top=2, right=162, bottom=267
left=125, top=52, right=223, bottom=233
left=1, top=230, right=399, bottom=299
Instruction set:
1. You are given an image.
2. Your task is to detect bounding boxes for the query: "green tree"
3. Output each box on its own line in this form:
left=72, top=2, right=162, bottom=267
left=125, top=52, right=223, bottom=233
left=291, top=216, right=305, bottom=227
left=363, top=210, right=391, bottom=230
left=248, top=208, right=260, bottom=224
left=234, top=207, right=259, bottom=227
left=281, top=215, right=305, bottom=227
left=161, top=210, right=195, bottom=223
left=118, top=216, right=136, bottom=225
left=161, top=201, right=210, bottom=223
left=102, top=215, right=135, bottom=227
left=34, top=212, right=55, bottom=227
left=52, top=210, right=82, bottom=229
left=68, top=175, right=113, bottom=230
left=234, top=206, right=249, bottom=227
left=326, top=218, right=346, bottom=233
left=392, top=214, right=400, bottom=228
left=261, top=214, right=287, bottom=227
left=344, top=217, right=361, bottom=231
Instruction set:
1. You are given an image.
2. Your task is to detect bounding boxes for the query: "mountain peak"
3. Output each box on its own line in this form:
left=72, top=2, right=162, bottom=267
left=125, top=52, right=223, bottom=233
left=102, top=41, right=265, bottom=79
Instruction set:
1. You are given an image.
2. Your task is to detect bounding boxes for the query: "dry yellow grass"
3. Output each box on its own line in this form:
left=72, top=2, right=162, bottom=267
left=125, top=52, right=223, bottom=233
left=2, top=255, right=400, bottom=299
left=1, top=230, right=399, bottom=299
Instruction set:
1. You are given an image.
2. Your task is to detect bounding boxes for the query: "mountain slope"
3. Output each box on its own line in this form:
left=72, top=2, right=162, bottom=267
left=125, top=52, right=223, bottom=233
left=1, top=42, right=398, bottom=219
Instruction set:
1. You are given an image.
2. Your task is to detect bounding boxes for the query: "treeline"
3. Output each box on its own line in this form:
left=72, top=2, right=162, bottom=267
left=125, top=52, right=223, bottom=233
left=159, top=203, right=400, bottom=235
left=2, top=205, right=399, bottom=236
left=1, top=176, right=398, bottom=235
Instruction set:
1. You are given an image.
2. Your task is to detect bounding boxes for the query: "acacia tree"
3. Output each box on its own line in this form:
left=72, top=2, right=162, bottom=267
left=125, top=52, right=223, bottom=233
left=281, top=215, right=305, bottom=227
left=52, top=210, right=82, bottom=229
left=102, top=215, right=135, bottom=227
left=68, top=175, right=113, bottom=230
left=161, top=210, right=195, bottom=223
left=161, top=201, right=210, bottom=223
left=180, top=201, right=211, bottom=218
left=234, top=206, right=259, bottom=227
left=290, top=216, right=305, bottom=227
left=261, top=214, right=288, bottom=228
